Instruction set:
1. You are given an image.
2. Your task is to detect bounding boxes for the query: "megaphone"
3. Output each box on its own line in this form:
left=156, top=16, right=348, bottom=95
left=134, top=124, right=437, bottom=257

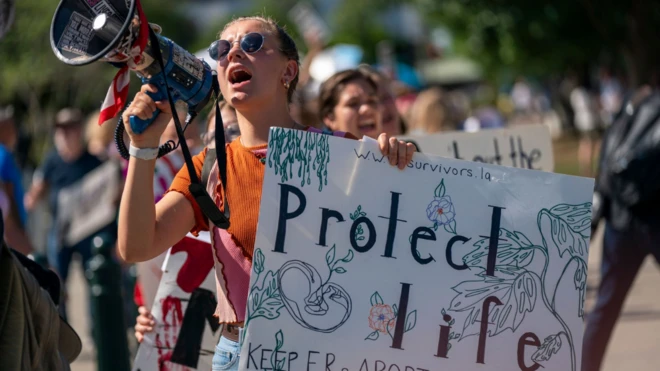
left=49, top=0, right=231, bottom=230
left=49, top=0, right=215, bottom=136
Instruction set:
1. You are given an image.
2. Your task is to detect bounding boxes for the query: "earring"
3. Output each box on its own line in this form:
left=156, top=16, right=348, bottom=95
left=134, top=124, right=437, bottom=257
left=283, top=80, right=290, bottom=89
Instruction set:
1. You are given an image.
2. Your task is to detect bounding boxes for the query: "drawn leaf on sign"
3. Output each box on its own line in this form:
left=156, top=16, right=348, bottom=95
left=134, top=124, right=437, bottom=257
left=435, top=179, right=446, bottom=198
left=325, top=245, right=336, bottom=266
left=444, top=219, right=457, bottom=234
left=370, top=292, right=384, bottom=306
left=405, top=310, right=417, bottom=332
left=574, top=258, right=587, bottom=318
left=538, top=202, right=592, bottom=259
left=463, top=229, right=538, bottom=269
left=253, top=249, right=265, bottom=275
left=450, top=271, right=539, bottom=340
left=532, top=333, right=563, bottom=363
left=350, top=205, right=368, bottom=241
left=548, top=203, right=592, bottom=233
left=250, top=271, right=285, bottom=320
left=276, top=330, right=284, bottom=348
left=334, top=267, right=347, bottom=274
left=341, top=250, right=354, bottom=263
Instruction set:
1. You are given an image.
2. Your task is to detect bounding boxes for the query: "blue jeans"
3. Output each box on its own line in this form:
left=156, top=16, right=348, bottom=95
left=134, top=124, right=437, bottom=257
left=581, top=221, right=660, bottom=371
left=212, top=332, right=242, bottom=371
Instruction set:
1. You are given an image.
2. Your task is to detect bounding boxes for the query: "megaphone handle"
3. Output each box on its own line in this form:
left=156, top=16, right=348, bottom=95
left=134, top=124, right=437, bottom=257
left=128, top=88, right=168, bottom=134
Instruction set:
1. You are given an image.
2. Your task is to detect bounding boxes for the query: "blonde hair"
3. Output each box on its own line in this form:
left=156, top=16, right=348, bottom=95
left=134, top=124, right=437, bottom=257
left=219, top=16, right=300, bottom=103
left=409, top=88, right=456, bottom=133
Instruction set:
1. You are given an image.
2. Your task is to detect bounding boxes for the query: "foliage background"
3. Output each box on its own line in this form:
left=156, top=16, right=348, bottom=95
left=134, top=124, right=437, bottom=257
left=1, top=0, right=659, bottom=164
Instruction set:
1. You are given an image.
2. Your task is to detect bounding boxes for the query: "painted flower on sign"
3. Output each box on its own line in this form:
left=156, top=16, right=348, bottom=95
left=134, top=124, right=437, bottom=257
left=418, top=179, right=459, bottom=234
left=426, top=196, right=456, bottom=226
left=368, top=304, right=394, bottom=333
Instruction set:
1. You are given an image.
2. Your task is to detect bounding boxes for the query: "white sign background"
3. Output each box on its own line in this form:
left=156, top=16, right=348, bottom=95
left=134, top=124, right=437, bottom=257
left=401, top=124, right=555, bottom=172
left=56, top=160, right=120, bottom=246
left=239, top=128, right=593, bottom=371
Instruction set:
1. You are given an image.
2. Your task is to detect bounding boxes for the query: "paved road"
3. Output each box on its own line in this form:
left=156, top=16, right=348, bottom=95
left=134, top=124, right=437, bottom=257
left=66, top=223, right=660, bottom=371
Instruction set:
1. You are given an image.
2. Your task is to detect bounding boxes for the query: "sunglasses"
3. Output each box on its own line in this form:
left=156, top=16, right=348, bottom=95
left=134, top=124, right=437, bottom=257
left=208, top=33, right=265, bottom=61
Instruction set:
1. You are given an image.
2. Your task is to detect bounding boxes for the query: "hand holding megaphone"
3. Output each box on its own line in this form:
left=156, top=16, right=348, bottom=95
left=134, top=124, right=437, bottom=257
left=50, top=0, right=231, bottom=230
left=121, top=84, right=172, bottom=148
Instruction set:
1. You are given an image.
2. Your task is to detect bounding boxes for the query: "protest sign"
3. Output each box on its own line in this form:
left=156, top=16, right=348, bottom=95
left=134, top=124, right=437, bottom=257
left=288, top=1, right=331, bottom=45
left=401, top=124, right=555, bottom=172
left=239, top=128, right=593, bottom=371
left=56, top=160, right=120, bottom=246
left=132, top=232, right=220, bottom=371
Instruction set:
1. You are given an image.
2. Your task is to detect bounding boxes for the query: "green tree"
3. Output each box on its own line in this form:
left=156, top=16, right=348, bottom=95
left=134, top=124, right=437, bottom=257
left=417, top=0, right=660, bottom=86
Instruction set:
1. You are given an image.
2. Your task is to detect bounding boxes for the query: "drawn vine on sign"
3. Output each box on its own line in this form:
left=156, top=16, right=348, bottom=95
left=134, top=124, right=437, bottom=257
left=267, top=128, right=331, bottom=192
left=445, top=202, right=592, bottom=371
left=350, top=205, right=367, bottom=241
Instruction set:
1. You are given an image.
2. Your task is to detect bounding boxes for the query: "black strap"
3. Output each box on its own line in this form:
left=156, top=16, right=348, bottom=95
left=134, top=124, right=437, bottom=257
left=213, top=83, right=230, bottom=223
left=201, top=147, right=217, bottom=188
left=147, top=28, right=230, bottom=229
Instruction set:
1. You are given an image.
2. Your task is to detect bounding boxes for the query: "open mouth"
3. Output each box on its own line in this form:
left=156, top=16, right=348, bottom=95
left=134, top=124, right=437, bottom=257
left=228, top=67, right=253, bottom=86
left=358, top=122, right=377, bottom=133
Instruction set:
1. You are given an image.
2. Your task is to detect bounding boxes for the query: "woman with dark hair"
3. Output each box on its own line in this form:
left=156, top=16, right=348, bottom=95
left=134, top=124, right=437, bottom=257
left=318, top=69, right=383, bottom=139
left=357, top=64, right=406, bottom=136
left=118, top=16, right=415, bottom=370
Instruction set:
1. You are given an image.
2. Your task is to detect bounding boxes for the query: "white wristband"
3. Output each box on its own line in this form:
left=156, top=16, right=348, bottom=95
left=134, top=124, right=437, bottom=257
left=129, top=144, right=159, bottom=160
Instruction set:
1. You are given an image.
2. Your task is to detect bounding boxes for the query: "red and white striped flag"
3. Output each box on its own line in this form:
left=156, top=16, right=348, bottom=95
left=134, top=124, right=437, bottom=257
left=97, top=0, right=150, bottom=125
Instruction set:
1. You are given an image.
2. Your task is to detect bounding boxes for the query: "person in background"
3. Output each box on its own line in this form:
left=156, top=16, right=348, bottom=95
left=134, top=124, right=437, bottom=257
left=85, top=110, right=117, bottom=159
left=583, top=82, right=660, bottom=371
left=0, top=217, right=83, bottom=371
left=0, top=105, right=33, bottom=255
left=407, top=87, right=458, bottom=134
left=202, top=101, right=240, bottom=146
left=358, top=64, right=406, bottom=136
left=23, top=108, right=114, bottom=323
left=318, top=69, right=383, bottom=139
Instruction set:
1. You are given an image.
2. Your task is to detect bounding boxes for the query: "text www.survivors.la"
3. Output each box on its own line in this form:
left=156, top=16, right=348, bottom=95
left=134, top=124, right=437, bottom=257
left=354, top=149, right=492, bottom=182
